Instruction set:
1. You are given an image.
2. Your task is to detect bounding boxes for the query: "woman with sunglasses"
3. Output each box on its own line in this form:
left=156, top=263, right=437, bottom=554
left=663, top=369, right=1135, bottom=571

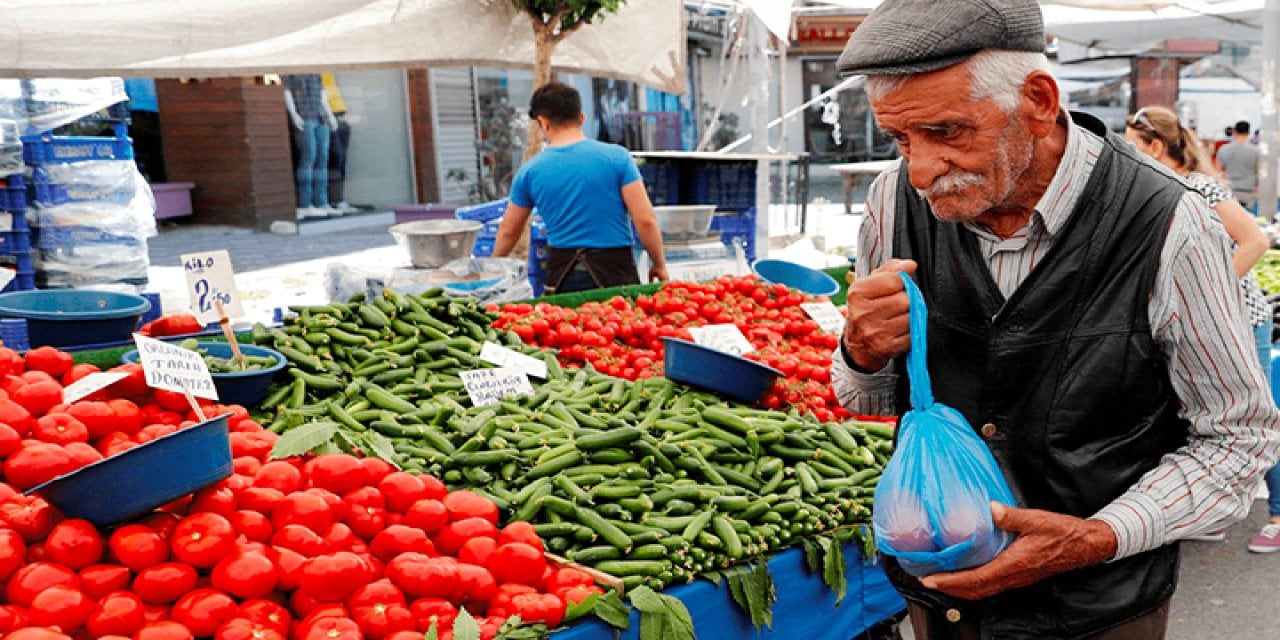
left=1125, top=105, right=1280, bottom=552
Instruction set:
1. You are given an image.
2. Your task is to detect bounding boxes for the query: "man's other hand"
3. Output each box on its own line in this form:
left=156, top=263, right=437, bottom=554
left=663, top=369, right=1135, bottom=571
left=842, top=259, right=917, bottom=372
left=920, top=503, right=1119, bottom=600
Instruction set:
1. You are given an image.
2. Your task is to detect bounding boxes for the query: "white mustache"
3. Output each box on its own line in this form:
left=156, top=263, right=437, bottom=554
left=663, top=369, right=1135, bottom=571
left=919, top=171, right=985, bottom=200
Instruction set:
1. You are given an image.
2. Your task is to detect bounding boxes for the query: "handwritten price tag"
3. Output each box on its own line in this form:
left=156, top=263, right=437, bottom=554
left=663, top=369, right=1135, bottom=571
left=133, top=334, right=218, bottom=400
left=182, top=249, right=243, bottom=325
left=480, top=342, right=548, bottom=379
left=62, top=371, right=129, bottom=404
left=801, top=302, right=846, bottom=334
left=460, top=367, right=533, bottom=407
left=687, top=324, right=753, bottom=356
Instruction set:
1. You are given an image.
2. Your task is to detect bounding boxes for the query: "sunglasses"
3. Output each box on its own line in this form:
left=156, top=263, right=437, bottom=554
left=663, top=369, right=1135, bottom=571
left=1128, top=108, right=1154, bottom=131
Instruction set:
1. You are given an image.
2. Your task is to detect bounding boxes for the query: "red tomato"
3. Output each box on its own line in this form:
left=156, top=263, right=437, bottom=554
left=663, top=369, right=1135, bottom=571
left=270, top=523, right=329, bottom=558
left=456, top=537, right=497, bottom=568
left=151, top=389, right=193, bottom=413
left=368, top=524, right=435, bottom=564
left=297, top=551, right=371, bottom=602
left=253, top=460, right=303, bottom=493
left=237, top=599, right=292, bottom=634
left=271, top=492, right=333, bottom=533
left=453, top=562, right=497, bottom=603
left=442, top=490, right=499, bottom=525
left=170, top=513, right=237, bottom=568
left=43, top=518, right=105, bottom=569
left=32, top=413, right=89, bottom=445
left=353, top=602, right=415, bottom=639
left=403, top=499, right=448, bottom=535
left=28, top=584, right=93, bottom=632
left=5, top=628, right=71, bottom=640
left=6, top=561, right=79, bottom=607
left=297, top=617, right=361, bottom=640
left=3, top=442, right=79, bottom=489
left=0, top=397, right=35, bottom=436
left=24, top=346, right=73, bottom=377
left=0, top=422, right=21, bottom=457
left=215, top=618, right=286, bottom=640
left=65, top=401, right=118, bottom=440
left=346, top=578, right=406, bottom=610
left=170, top=588, right=240, bottom=638
left=557, top=583, right=605, bottom=606
left=543, top=566, right=595, bottom=595
left=487, top=542, right=546, bottom=586
left=134, top=620, right=196, bottom=640
left=108, top=524, right=169, bottom=571
left=228, top=431, right=276, bottom=460
left=86, top=590, right=148, bottom=638
left=511, top=592, right=566, bottom=627
left=237, top=486, right=285, bottom=516
left=497, top=521, right=544, bottom=553
left=304, top=454, right=368, bottom=496
left=210, top=550, right=278, bottom=600
left=433, top=516, right=498, bottom=557
left=11, top=380, right=64, bottom=417
left=229, top=510, right=273, bottom=543
left=384, top=554, right=459, bottom=600
left=60, top=363, right=101, bottom=387
left=79, top=563, right=133, bottom=600
left=187, top=485, right=237, bottom=518
left=0, top=494, right=55, bottom=543
left=0, top=527, right=26, bottom=581
left=407, top=597, right=457, bottom=633
left=131, top=562, right=199, bottom=604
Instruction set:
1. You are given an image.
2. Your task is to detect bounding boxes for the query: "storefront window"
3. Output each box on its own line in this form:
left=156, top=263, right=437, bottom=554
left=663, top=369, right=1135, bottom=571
left=801, top=59, right=896, bottom=163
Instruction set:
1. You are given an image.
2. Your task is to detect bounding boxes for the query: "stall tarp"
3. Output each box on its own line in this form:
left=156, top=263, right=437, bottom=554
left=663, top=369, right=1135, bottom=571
left=0, top=0, right=687, bottom=94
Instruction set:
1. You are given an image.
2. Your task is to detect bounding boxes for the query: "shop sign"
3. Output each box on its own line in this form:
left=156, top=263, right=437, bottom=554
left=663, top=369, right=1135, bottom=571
left=791, top=15, right=865, bottom=54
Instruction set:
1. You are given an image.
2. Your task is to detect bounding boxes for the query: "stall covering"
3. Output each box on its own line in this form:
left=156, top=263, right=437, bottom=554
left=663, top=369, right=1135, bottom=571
left=0, top=0, right=687, bottom=94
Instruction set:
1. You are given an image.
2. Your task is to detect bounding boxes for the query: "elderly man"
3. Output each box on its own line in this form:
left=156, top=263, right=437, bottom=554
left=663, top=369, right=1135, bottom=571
left=833, top=0, right=1280, bottom=638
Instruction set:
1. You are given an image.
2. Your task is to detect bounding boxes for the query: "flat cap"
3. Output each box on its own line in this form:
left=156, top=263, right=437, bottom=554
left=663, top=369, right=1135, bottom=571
left=837, top=0, right=1045, bottom=77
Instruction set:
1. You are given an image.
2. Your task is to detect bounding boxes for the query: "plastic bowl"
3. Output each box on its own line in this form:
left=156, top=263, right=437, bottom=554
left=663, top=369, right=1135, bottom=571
left=28, top=413, right=233, bottom=526
left=121, top=342, right=287, bottom=407
left=752, top=258, right=840, bottom=297
left=661, top=337, right=782, bottom=403
left=0, top=290, right=151, bottom=348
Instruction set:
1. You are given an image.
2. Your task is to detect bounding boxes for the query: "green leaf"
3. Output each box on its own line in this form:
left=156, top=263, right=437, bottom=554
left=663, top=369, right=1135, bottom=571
left=593, top=590, right=631, bottom=630
left=424, top=622, right=439, bottom=640
left=726, top=568, right=749, bottom=615
left=564, top=592, right=602, bottom=624
left=699, top=570, right=723, bottom=586
left=803, top=538, right=822, bottom=573
left=821, top=537, right=847, bottom=605
left=360, top=430, right=402, bottom=468
left=334, top=429, right=361, bottom=455
left=496, top=617, right=546, bottom=640
left=629, top=586, right=695, bottom=640
left=269, top=420, right=338, bottom=458
left=747, top=563, right=776, bottom=630
left=454, top=607, right=482, bottom=640
left=314, top=440, right=341, bottom=455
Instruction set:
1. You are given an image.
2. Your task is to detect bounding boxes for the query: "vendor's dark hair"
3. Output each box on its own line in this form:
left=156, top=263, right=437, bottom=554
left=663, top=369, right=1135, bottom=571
left=529, top=82, right=581, bottom=125
left=1235, top=120, right=1251, bottom=135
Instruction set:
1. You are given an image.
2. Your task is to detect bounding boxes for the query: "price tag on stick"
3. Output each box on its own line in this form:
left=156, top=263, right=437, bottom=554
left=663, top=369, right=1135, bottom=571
left=459, top=367, right=534, bottom=407
left=214, top=299, right=246, bottom=370
left=687, top=324, right=753, bottom=356
left=62, top=372, right=129, bottom=404
left=479, top=342, right=548, bottom=379
left=132, top=334, right=218, bottom=419
left=182, top=249, right=244, bottom=325
left=801, top=302, right=847, bottom=335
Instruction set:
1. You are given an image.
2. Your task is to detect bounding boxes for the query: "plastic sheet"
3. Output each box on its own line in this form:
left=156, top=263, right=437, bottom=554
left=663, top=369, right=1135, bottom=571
left=20, top=78, right=128, bottom=134
left=872, top=273, right=1017, bottom=578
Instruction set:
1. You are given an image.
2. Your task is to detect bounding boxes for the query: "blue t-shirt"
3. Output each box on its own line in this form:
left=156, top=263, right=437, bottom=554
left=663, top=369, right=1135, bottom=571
left=509, top=139, right=641, bottom=249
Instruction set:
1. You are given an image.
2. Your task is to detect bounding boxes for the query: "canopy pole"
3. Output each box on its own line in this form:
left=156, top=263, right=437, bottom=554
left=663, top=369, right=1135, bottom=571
left=1260, top=0, right=1279, bottom=221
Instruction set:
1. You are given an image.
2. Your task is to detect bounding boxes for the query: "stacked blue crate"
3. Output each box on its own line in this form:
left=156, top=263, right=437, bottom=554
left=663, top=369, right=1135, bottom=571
left=0, top=174, right=35, bottom=293
left=690, top=162, right=756, bottom=212
left=459, top=199, right=508, bottom=258
left=709, top=208, right=757, bottom=263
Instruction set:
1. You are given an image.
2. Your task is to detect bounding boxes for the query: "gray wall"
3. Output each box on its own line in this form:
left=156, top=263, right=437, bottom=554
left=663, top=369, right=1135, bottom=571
left=332, top=70, right=415, bottom=208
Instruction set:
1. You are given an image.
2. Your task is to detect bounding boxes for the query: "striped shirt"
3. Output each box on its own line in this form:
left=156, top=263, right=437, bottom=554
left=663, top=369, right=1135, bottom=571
left=832, top=114, right=1280, bottom=561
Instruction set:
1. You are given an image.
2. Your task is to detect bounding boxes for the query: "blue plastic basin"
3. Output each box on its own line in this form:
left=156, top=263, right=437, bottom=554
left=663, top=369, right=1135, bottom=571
left=752, top=259, right=840, bottom=297
left=0, top=290, right=150, bottom=348
left=661, top=337, right=782, bottom=403
left=28, top=414, right=233, bottom=526
left=122, top=342, right=287, bottom=407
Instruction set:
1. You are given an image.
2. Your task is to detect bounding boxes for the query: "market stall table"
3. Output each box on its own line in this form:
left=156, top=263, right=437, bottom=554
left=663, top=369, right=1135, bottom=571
left=831, top=160, right=897, bottom=215
left=552, top=542, right=905, bottom=640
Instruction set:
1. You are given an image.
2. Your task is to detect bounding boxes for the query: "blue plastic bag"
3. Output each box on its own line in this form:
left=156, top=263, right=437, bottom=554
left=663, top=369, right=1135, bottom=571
left=872, top=272, right=1017, bottom=577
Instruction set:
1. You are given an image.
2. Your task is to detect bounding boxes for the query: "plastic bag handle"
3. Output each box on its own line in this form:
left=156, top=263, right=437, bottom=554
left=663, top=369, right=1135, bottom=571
left=898, top=272, right=934, bottom=409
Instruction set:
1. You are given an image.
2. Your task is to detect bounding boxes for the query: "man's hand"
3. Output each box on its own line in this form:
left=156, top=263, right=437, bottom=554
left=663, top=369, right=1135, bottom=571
left=649, top=264, right=668, bottom=283
left=842, top=259, right=917, bottom=371
left=290, top=115, right=305, bottom=131
left=920, top=503, right=1119, bottom=600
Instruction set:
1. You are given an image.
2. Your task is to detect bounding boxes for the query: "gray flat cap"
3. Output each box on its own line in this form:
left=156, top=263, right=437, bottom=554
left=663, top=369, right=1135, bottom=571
left=837, top=0, right=1044, bottom=77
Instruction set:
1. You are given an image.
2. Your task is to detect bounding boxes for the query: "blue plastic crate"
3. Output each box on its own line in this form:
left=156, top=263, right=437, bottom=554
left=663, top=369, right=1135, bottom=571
left=456, top=199, right=509, bottom=223
left=0, top=318, right=27, bottom=351
left=0, top=175, right=26, bottom=213
left=34, top=225, right=144, bottom=251
left=472, top=237, right=495, bottom=257
left=0, top=229, right=31, bottom=255
left=29, top=167, right=139, bottom=208
left=691, top=163, right=756, bottom=212
left=22, top=128, right=133, bottom=165
left=711, top=209, right=757, bottom=263
left=639, top=161, right=680, bottom=206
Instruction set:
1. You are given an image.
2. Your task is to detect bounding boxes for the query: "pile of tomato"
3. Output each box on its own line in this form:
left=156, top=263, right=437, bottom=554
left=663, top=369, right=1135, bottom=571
left=0, top=346, right=597, bottom=640
left=492, top=275, right=854, bottom=422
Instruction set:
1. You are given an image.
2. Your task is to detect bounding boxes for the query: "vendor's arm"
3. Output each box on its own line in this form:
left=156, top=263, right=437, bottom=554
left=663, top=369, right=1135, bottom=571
left=621, top=179, right=667, bottom=282
left=492, top=202, right=533, bottom=258
left=831, top=166, right=903, bottom=416
left=1091, top=191, right=1280, bottom=557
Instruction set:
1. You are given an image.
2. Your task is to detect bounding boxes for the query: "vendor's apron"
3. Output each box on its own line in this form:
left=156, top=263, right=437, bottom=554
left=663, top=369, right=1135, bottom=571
left=543, top=246, right=640, bottom=294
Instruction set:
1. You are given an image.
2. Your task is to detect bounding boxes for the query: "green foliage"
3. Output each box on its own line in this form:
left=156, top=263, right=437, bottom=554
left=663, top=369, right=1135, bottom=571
left=512, top=0, right=627, bottom=34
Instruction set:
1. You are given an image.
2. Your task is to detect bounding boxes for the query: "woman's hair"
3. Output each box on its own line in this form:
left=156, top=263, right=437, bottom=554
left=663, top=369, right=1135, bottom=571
left=865, top=50, right=1053, bottom=113
left=1126, top=105, right=1218, bottom=175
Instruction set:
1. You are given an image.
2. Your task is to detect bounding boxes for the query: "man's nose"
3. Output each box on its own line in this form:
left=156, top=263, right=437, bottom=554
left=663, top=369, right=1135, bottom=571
left=906, top=148, right=949, bottom=192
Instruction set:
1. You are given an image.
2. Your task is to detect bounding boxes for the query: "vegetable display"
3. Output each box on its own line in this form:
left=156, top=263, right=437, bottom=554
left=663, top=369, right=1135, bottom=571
left=1252, top=249, right=1280, bottom=295
left=492, top=276, right=853, bottom=421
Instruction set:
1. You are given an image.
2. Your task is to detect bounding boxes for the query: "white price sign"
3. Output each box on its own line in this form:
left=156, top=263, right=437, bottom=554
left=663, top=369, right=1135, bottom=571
left=62, top=372, right=129, bottom=404
left=687, top=324, right=753, bottom=356
left=182, top=249, right=243, bottom=325
left=0, top=269, right=14, bottom=293
left=801, top=302, right=847, bottom=335
left=132, top=334, right=219, bottom=400
left=480, top=341, right=548, bottom=379
left=460, top=367, right=534, bottom=407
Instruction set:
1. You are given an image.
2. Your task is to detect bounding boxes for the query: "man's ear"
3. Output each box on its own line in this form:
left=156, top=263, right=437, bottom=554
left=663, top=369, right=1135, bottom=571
left=1021, top=70, right=1061, bottom=138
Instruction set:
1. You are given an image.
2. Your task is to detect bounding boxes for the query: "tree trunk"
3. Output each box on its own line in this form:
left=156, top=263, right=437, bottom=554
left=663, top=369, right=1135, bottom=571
left=512, top=19, right=558, bottom=258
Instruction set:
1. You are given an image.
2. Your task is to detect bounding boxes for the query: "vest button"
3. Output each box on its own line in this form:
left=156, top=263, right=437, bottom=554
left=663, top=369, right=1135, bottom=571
left=946, top=608, right=963, bottom=623
left=981, top=422, right=997, bottom=437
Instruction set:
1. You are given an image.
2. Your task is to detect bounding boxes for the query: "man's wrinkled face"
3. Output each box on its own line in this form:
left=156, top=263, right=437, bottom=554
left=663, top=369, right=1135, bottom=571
left=870, top=65, right=1034, bottom=223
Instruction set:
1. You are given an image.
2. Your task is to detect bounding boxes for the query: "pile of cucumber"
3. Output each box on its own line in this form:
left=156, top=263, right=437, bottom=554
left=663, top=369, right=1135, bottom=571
left=256, top=288, right=892, bottom=592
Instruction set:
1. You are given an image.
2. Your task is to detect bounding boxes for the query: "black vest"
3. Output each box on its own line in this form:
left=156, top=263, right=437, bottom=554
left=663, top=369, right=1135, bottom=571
left=886, top=112, right=1187, bottom=639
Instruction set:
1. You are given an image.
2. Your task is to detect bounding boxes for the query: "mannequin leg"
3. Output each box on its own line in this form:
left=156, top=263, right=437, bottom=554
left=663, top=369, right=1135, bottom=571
left=311, top=123, right=331, bottom=208
left=295, top=122, right=318, bottom=210
left=328, top=113, right=351, bottom=208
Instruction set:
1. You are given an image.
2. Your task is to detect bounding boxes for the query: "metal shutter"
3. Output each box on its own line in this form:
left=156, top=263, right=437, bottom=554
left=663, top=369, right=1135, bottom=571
left=431, top=68, right=480, bottom=205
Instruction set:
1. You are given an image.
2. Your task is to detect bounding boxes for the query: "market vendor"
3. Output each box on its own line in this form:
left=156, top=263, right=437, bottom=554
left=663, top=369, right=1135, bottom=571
left=492, top=82, right=668, bottom=294
left=831, top=0, right=1280, bottom=638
